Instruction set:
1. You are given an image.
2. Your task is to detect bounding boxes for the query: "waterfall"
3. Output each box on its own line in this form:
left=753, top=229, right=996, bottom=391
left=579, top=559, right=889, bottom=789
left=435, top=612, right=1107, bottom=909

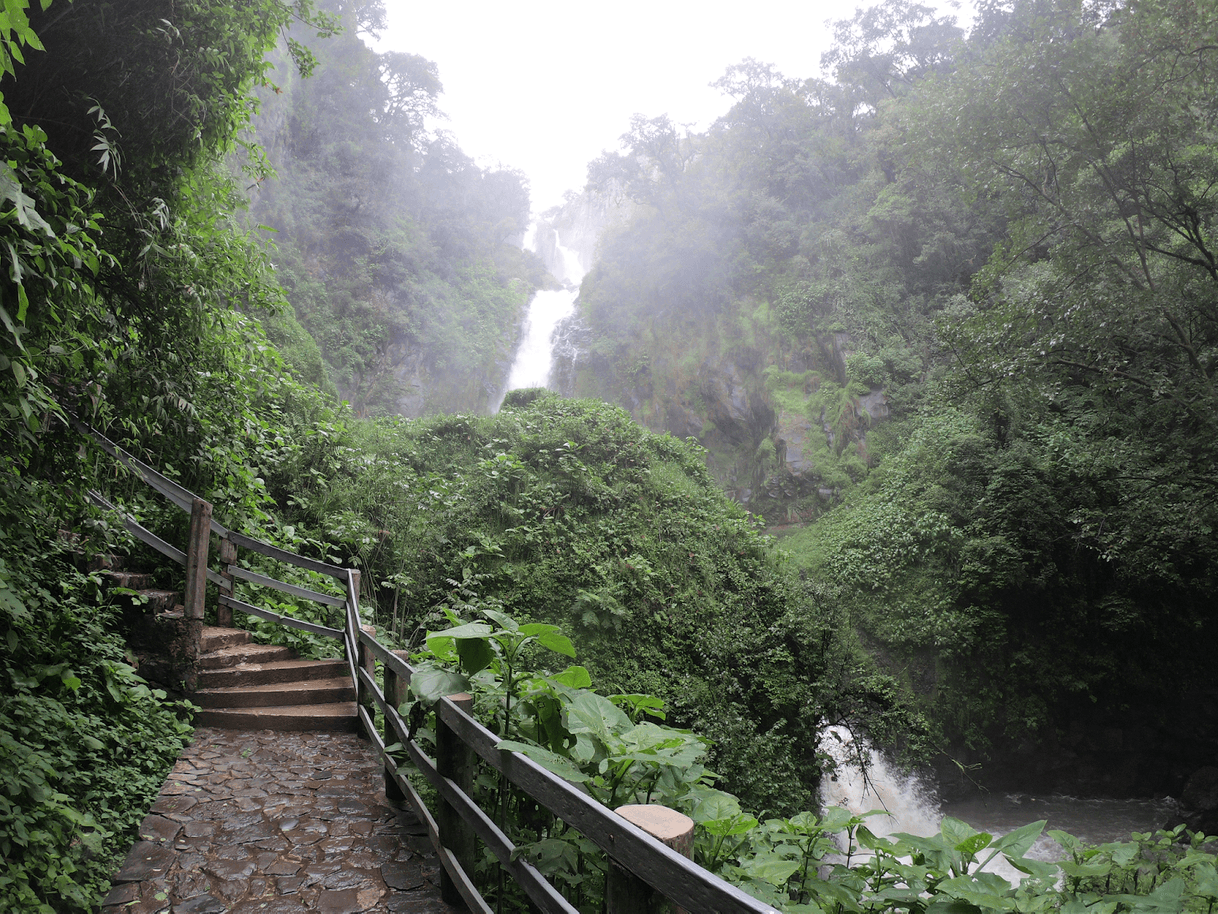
left=819, top=726, right=1037, bottom=884
left=495, top=225, right=585, bottom=409
left=818, top=726, right=1178, bottom=885
left=819, top=725, right=941, bottom=839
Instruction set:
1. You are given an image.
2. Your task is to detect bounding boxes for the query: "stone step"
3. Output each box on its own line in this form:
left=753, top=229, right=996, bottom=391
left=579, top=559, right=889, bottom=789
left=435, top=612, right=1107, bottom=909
left=193, top=702, right=358, bottom=732
left=140, top=590, right=180, bottom=613
left=197, top=658, right=349, bottom=690
left=102, top=570, right=157, bottom=590
left=198, top=643, right=296, bottom=670
left=193, top=677, right=356, bottom=709
left=199, top=626, right=253, bottom=653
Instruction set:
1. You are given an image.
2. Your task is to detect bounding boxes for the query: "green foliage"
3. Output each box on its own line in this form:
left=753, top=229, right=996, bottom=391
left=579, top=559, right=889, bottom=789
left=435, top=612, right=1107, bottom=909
left=567, top=0, right=1218, bottom=768
left=0, top=0, right=43, bottom=124
left=281, top=395, right=923, bottom=813
left=0, top=476, right=192, bottom=912
left=402, top=608, right=1218, bottom=913
left=0, top=2, right=361, bottom=907
left=242, top=0, right=536, bottom=416
left=7, top=0, right=337, bottom=184
left=0, top=122, right=110, bottom=453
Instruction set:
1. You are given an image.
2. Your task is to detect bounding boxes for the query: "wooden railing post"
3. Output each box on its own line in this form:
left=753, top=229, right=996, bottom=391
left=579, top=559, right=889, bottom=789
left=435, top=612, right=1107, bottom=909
left=181, top=497, right=212, bottom=681
left=607, top=805, right=695, bottom=914
left=183, top=497, right=211, bottom=623
left=216, top=534, right=236, bottom=628
left=346, top=569, right=361, bottom=633
left=437, top=692, right=476, bottom=906
left=382, top=650, right=411, bottom=803
left=356, top=623, right=376, bottom=739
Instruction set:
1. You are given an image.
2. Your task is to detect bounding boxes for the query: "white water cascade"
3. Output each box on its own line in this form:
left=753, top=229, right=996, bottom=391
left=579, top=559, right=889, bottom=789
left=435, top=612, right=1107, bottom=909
left=819, top=726, right=1178, bottom=884
left=497, top=225, right=585, bottom=405
left=819, top=726, right=941, bottom=839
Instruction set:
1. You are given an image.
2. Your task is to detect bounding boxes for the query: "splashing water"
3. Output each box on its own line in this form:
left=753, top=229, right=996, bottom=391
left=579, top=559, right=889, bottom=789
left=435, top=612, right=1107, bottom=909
left=818, top=726, right=1178, bottom=884
left=819, top=725, right=941, bottom=839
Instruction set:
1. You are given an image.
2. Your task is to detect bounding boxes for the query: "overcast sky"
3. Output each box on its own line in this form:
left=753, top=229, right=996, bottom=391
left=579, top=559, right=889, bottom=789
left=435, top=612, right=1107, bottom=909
left=374, top=1, right=969, bottom=216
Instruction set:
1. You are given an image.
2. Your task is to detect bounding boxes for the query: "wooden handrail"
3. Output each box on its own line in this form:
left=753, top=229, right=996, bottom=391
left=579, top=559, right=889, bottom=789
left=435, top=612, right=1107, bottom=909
left=73, top=417, right=230, bottom=537
left=75, top=417, right=779, bottom=914
left=355, top=627, right=780, bottom=914
left=75, top=416, right=356, bottom=676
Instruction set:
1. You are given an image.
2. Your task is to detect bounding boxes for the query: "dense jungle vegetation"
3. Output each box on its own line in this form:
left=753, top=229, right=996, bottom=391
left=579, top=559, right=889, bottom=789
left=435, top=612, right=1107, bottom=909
left=242, top=9, right=545, bottom=416
left=0, top=0, right=544, bottom=906
left=2, top=0, right=1217, bottom=909
left=570, top=0, right=1218, bottom=792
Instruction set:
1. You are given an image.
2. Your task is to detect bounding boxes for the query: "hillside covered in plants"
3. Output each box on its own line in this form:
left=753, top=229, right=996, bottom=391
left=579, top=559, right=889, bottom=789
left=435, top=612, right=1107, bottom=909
left=0, top=0, right=537, bottom=906
left=241, top=5, right=546, bottom=416
left=557, top=0, right=1218, bottom=793
left=0, top=0, right=909, bottom=906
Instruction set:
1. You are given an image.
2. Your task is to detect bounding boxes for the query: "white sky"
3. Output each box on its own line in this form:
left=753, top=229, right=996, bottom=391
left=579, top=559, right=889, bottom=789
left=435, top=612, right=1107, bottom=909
left=375, top=1, right=969, bottom=215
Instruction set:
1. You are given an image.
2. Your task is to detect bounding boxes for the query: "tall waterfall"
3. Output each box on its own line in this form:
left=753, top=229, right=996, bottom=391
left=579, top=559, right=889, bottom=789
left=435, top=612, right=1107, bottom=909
left=495, top=224, right=586, bottom=408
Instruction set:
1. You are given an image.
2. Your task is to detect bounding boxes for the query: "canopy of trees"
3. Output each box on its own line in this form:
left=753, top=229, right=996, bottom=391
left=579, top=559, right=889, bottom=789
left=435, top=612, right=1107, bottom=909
left=244, top=3, right=542, bottom=415
left=569, top=0, right=1218, bottom=787
left=0, top=0, right=537, bottom=907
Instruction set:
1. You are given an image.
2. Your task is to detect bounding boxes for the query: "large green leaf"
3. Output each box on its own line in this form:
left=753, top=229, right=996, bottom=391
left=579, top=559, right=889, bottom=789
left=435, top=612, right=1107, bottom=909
left=519, top=622, right=576, bottom=658
left=746, top=855, right=800, bottom=886
left=938, top=873, right=1017, bottom=910
left=987, top=820, right=1045, bottom=859
left=702, top=813, right=759, bottom=838
left=426, top=621, right=493, bottom=663
left=562, top=689, right=632, bottom=742
left=409, top=667, right=470, bottom=704
left=455, top=636, right=494, bottom=675
left=691, top=789, right=742, bottom=824
left=496, top=739, right=591, bottom=784
left=549, top=665, right=592, bottom=688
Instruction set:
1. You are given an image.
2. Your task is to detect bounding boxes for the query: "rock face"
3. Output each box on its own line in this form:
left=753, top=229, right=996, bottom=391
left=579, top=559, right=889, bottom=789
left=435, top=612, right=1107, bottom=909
left=538, top=189, right=890, bottom=524
left=700, top=362, right=772, bottom=447
left=1180, top=767, right=1218, bottom=834
left=774, top=411, right=817, bottom=476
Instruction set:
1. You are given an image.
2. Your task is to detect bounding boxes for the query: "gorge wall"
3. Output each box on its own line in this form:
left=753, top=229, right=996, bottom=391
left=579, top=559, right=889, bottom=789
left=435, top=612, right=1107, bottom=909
left=546, top=188, right=887, bottom=526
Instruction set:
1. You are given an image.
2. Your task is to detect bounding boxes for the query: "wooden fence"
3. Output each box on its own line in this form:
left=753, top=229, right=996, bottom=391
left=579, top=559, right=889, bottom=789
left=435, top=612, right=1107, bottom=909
left=79, top=420, right=780, bottom=914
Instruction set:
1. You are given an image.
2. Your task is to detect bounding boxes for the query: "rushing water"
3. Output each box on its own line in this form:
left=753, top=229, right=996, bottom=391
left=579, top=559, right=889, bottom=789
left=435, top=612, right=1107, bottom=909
left=497, top=225, right=584, bottom=404
left=504, top=289, right=578, bottom=391
left=819, top=726, right=1178, bottom=881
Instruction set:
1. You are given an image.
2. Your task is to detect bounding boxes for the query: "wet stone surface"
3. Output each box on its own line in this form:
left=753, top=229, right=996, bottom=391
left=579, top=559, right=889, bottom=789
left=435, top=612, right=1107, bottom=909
left=105, top=728, right=458, bottom=914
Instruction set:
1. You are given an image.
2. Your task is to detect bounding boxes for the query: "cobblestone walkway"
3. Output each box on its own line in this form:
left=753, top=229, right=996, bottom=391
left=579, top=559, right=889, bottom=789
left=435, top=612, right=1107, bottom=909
left=103, top=728, right=459, bottom=914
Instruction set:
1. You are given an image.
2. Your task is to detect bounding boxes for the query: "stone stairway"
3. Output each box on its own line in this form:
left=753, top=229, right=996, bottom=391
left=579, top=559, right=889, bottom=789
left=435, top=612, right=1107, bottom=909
left=100, top=566, right=182, bottom=620
left=192, top=626, right=358, bottom=731
left=92, top=547, right=358, bottom=732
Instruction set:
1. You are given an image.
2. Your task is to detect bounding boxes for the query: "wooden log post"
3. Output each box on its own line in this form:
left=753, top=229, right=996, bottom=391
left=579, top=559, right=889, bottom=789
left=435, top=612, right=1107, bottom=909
left=347, top=568, right=361, bottom=633
left=216, top=535, right=236, bottom=628
left=607, top=805, right=696, bottom=914
left=436, top=692, right=476, bottom=907
left=356, top=624, right=377, bottom=739
left=180, top=497, right=212, bottom=685
left=382, top=650, right=411, bottom=803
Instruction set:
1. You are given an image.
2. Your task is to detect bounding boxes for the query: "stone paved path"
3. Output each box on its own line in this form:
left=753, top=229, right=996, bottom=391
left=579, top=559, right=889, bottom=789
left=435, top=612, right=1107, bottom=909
left=103, top=728, right=460, bottom=914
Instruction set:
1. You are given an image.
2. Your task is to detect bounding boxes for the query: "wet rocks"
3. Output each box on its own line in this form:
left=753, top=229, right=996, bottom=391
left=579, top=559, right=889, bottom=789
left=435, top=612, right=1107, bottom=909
left=1179, top=767, right=1218, bottom=834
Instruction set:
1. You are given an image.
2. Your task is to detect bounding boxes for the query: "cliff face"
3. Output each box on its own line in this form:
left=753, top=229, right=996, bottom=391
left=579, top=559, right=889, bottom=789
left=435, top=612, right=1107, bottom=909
left=241, top=30, right=541, bottom=419
left=545, top=187, right=886, bottom=524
